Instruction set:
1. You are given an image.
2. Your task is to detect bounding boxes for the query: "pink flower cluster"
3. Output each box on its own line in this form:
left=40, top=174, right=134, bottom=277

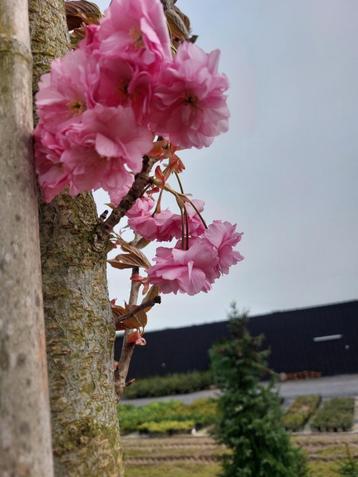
left=34, top=0, right=230, bottom=204
left=148, top=221, right=243, bottom=295
left=126, top=196, right=206, bottom=241
left=34, top=0, right=241, bottom=297
left=125, top=196, right=243, bottom=295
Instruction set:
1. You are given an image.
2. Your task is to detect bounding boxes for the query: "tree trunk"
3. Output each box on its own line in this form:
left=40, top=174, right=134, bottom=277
left=29, top=2, right=123, bottom=476
left=0, top=1, right=54, bottom=476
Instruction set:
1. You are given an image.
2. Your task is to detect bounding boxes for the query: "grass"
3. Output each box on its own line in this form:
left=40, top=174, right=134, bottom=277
left=126, top=461, right=343, bottom=477
left=123, top=434, right=358, bottom=477
left=309, top=460, right=341, bottom=477
left=126, top=463, right=221, bottom=477
left=124, top=443, right=225, bottom=459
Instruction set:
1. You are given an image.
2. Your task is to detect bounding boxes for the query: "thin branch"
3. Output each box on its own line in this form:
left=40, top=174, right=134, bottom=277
left=174, top=171, right=185, bottom=194
left=95, top=156, right=156, bottom=247
left=114, top=267, right=141, bottom=400
left=182, top=195, right=208, bottom=229
left=113, top=296, right=161, bottom=329
left=104, top=156, right=155, bottom=231
left=184, top=205, right=189, bottom=250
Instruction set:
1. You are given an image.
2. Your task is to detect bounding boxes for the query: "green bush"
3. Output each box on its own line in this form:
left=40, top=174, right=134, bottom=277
left=124, top=370, right=213, bottom=399
left=283, top=395, right=321, bottom=432
left=186, top=398, right=218, bottom=428
left=118, top=398, right=218, bottom=435
left=118, top=401, right=186, bottom=434
left=138, top=420, right=195, bottom=435
left=210, top=304, right=309, bottom=477
left=339, top=444, right=358, bottom=476
left=311, top=398, right=355, bottom=432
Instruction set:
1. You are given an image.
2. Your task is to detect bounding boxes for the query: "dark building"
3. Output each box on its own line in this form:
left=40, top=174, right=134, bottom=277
left=114, top=300, right=358, bottom=379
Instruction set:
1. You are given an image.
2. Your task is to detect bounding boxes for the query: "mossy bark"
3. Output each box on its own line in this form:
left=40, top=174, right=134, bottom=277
left=0, top=1, right=54, bottom=475
left=28, top=2, right=123, bottom=476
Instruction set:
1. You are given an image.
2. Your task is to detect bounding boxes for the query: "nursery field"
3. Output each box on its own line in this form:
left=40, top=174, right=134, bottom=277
left=124, top=434, right=358, bottom=477
left=120, top=393, right=358, bottom=476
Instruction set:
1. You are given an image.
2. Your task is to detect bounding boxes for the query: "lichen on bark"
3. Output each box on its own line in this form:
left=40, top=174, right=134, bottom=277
left=28, top=1, right=123, bottom=475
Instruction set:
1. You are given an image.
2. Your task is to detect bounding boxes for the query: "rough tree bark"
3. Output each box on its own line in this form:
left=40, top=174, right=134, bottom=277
left=0, top=1, right=54, bottom=476
left=28, top=1, right=123, bottom=476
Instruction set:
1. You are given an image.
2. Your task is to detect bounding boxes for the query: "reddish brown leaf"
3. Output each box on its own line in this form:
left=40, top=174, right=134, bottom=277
left=135, top=237, right=151, bottom=250
left=111, top=303, right=127, bottom=317
left=155, top=165, right=166, bottom=184
left=140, top=286, right=160, bottom=313
left=116, top=309, right=148, bottom=331
left=115, top=237, right=151, bottom=269
left=108, top=252, right=148, bottom=270
left=65, top=1, right=102, bottom=30
left=142, top=285, right=160, bottom=306
left=160, top=1, right=192, bottom=48
left=112, top=300, right=149, bottom=331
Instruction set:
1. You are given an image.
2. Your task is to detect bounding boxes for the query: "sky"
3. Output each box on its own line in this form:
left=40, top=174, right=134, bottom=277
left=94, top=0, right=358, bottom=330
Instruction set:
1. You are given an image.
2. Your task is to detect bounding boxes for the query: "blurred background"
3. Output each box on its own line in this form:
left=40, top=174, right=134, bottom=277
left=95, top=0, right=358, bottom=330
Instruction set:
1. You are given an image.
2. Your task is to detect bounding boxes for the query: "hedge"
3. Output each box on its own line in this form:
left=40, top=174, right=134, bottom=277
left=124, top=370, right=213, bottom=399
left=138, top=420, right=195, bottom=435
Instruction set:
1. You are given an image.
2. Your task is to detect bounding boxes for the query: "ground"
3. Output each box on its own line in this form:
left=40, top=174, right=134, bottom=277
left=122, top=374, right=358, bottom=406
left=123, top=433, right=358, bottom=477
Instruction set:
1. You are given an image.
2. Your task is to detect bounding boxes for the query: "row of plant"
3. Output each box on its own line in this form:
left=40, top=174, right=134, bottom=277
left=118, top=398, right=217, bottom=435
left=283, top=395, right=321, bottom=432
left=120, top=395, right=356, bottom=436
left=283, top=396, right=355, bottom=432
left=311, top=398, right=355, bottom=432
left=124, top=370, right=213, bottom=399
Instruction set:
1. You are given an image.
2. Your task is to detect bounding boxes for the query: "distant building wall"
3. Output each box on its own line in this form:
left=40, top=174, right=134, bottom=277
left=114, top=300, right=358, bottom=379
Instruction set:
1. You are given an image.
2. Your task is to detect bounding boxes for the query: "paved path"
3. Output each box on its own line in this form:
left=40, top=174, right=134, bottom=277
left=123, top=374, right=358, bottom=406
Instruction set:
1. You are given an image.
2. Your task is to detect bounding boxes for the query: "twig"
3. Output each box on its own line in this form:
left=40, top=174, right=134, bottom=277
left=114, top=267, right=141, bottom=400
left=113, top=296, right=161, bottom=329
left=93, top=156, right=156, bottom=250
left=105, top=156, right=155, bottom=231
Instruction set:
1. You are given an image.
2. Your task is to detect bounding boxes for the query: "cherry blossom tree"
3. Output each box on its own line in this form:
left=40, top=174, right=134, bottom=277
left=3, top=0, right=244, bottom=475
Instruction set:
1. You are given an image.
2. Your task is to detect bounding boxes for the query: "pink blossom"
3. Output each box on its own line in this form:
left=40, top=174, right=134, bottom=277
left=128, top=207, right=174, bottom=241
left=64, top=104, right=152, bottom=203
left=62, top=147, right=134, bottom=205
left=148, top=239, right=219, bottom=295
left=35, top=105, right=153, bottom=204
left=98, top=0, right=171, bottom=69
left=92, top=58, right=153, bottom=124
left=147, top=220, right=243, bottom=295
left=36, top=49, right=98, bottom=132
left=127, top=198, right=206, bottom=242
left=204, top=221, right=244, bottom=274
left=126, top=195, right=155, bottom=218
left=150, top=41, right=230, bottom=149
left=78, top=24, right=101, bottom=53
left=34, top=125, right=71, bottom=203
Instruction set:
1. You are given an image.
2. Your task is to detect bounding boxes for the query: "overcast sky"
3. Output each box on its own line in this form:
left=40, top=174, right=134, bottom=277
left=94, top=0, right=358, bottom=330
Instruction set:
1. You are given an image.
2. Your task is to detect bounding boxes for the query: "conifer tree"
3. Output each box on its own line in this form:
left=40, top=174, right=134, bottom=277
left=210, top=304, right=308, bottom=477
